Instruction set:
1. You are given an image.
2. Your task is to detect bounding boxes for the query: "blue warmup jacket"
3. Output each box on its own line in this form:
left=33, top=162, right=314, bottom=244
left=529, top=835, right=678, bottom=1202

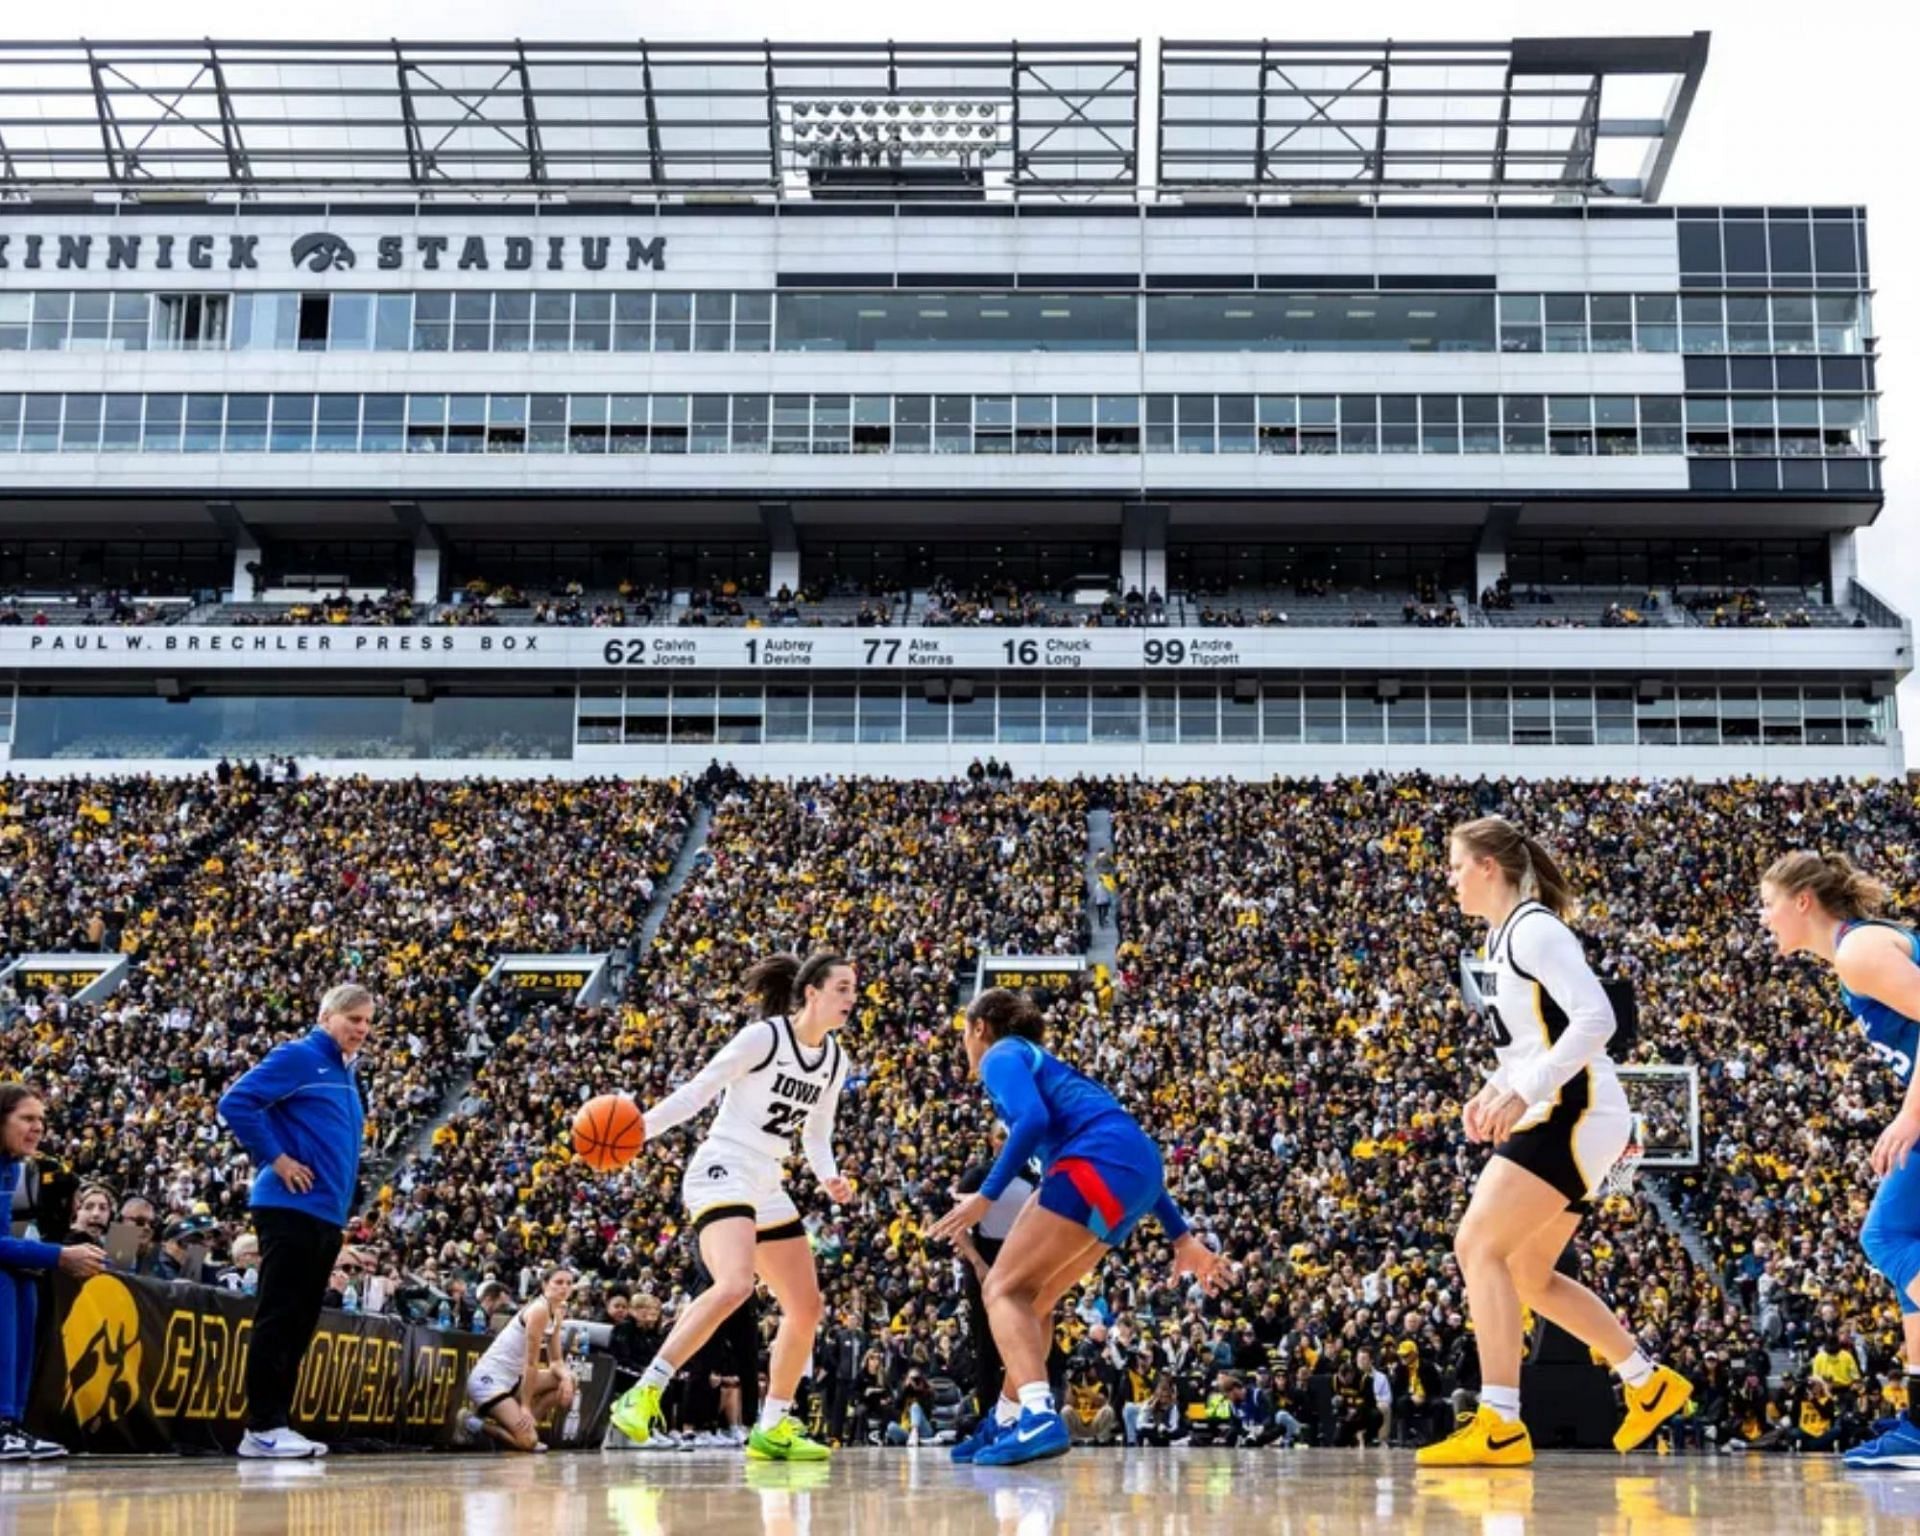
left=217, top=1027, right=365, bottom=1229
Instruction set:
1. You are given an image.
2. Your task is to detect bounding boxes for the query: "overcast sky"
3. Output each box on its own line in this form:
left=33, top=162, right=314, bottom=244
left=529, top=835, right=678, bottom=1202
left=16, top=0, right=1913, bottom=763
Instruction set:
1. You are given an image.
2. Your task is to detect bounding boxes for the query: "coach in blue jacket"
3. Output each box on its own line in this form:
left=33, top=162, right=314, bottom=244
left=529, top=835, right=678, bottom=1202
left=217, top=983, right=372, bottom=1459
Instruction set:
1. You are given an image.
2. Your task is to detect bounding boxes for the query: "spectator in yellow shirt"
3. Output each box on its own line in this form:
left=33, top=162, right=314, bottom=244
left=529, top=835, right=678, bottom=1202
left=1812, top=1338, right=1861, bottom=1389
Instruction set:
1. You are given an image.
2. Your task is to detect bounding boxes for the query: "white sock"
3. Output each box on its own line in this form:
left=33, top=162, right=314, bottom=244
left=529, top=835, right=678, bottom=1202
left=1482, top=1385, right=1521, bottom=1421
left=1616, top=1350, right=1654, bottom=1388
left=757, top=1396, right=792, bottom=1432
left=1016, top=1383, right=1055, bottom=1417
left=995, top=1396, right=1021, bottom=1426
left=638, top=1356, right=675, bottom=1393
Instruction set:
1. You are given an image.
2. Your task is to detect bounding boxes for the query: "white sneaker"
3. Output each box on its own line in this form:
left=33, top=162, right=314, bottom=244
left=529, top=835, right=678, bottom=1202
left=19, top=1430, right=67, bottom=1461
left=238, top=1427, right=328, bottom=1459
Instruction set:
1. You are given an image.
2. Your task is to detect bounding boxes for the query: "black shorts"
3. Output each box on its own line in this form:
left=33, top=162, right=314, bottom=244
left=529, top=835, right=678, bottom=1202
left=1494, top=1121, right=1592, bottom=1210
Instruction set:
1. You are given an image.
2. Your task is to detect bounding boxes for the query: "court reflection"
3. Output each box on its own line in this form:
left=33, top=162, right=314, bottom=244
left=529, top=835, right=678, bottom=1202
left=5, top=1451, right=1919, bottom=1536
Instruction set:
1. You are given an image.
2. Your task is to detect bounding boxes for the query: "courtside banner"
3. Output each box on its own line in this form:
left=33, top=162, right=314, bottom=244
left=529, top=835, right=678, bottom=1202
left=27, top=1272, right=616, bottom=1453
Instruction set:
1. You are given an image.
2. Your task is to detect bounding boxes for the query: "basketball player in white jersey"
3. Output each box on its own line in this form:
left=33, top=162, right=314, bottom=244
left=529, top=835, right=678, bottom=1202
left=464, top=1266, right=578, bottom=1452
left=1419, top=816, right=1689, bottom=1467
left=610, top=950, right=854, bottom=1461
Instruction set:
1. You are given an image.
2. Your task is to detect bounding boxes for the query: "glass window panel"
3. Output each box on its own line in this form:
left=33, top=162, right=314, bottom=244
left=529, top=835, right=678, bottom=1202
left=533, top=293, right=572, bottom=352
left=1044, top=686, right=1090, bottom=744
left=223, top=393, right=268, bottom=452
left=1221, top=689, right=1259, bottom=741
left=374, top=294, right=413, bottom=351
left=1091, top=684, right=1141, bottom=743
left=573, top=292, right=612, bottom=352
left=1262, top=687, right=1302, bottom=743
left=1429, top=687, right=1467, bottom=745
left=268, top=394, right=314, bottom=453
left=315, top=394, right=359, bottom=453
left=1344, top=689, right=1383, bottom=744
left=141, top=392, right=183, bottom=452
left=904, top=690, right=950, bottom=744
left=1470, top=687, right=1510, bottom=745
left=1303, top=686, right=1344, bottom=744
left=951, top=684, right=997, bottom=743
left=183, top=393, right=224, bottom=453
left=998, top=686, right=1041, bottom=743
left=100, top=394, right=142, bottom=452
left=480, top=291, right=526, bottom=353
left=1145, top=686, right=1177, bottom=743
left=764, top=686, right=810, bottom=743
left=1386, top=687, right=1426, bottom=744
left=1177, top=685, right=1218, bottom=744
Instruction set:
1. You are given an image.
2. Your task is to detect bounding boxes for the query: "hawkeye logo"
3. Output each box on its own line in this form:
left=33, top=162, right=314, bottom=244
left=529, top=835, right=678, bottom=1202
left=291, top=232, right=357, bottom=272
left=62, top=1275, right=144, bottom=1429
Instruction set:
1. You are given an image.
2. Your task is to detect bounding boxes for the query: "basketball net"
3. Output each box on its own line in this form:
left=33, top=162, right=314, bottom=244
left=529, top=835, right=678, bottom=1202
left=1602, top=1116, right=1647, bottom=1199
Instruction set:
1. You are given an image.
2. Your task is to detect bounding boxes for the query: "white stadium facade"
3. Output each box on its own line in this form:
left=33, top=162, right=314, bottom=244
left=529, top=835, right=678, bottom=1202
left=0, top=33, right=1900, bottom=779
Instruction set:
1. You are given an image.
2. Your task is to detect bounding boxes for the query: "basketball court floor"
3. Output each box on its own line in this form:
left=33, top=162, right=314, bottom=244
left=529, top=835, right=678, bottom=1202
left=5, top=1449, right=1919, bottom=1535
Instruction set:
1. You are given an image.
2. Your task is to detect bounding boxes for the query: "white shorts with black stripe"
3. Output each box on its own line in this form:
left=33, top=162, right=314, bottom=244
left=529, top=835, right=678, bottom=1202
left=680, top=1138, right=804, bottom=1242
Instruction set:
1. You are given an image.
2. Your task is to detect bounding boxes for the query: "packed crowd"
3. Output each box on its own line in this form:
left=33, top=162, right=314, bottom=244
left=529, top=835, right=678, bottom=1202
left=1, top=774, right=691, bottom=1236
left=5, top=769, right=1920, bottom=1453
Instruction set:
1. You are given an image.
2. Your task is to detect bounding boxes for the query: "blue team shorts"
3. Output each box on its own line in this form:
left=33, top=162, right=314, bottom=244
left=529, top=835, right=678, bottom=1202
left=1036, top=1123, right=1166, bottom=1248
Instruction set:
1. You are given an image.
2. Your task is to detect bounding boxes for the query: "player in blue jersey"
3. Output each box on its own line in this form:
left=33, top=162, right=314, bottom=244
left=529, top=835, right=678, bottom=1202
left=1761, top=850, right=1920, bottom=1469
left=928, top=988, right=1228, bottom=1467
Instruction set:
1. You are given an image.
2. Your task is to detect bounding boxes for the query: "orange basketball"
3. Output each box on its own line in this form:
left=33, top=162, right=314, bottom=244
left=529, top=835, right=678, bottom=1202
left=572, top=1093, right=645, bottom=1173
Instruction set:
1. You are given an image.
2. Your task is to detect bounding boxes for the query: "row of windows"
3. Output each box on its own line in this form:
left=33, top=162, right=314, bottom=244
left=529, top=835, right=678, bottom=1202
left=1496, top=294, right=1864, bottom=357
left=1504, top=538, right=1829, bottom=593
left=8, top=681, right=1888, bottom=762
left=1676, top=212, right=1868, bottom=289
left=0, top=286, right=1871, bottom=357
left=0, top=290, right=774, bottom=355
left=574, top=682, right=1894, bottom=749
left=0, top=391, right=1874, bottom=460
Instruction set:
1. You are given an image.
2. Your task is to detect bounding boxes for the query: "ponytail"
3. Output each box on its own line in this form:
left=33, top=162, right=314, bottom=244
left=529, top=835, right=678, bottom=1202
left=967, top=988, right=1047, bottom=1045
left=1450, top=816, right=1579, bottom=920
left=742, top=950, right=851, bottom=1018
left=1761, top=850, right=1889, bottom=921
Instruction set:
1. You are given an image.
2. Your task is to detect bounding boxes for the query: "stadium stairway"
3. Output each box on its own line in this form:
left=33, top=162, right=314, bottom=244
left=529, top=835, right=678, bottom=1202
left=631, top=800, right=713, bottom=961
left=1085, top=805, right=1119, bottom=977
left=1641, top=1174, right=1739, bottom=1315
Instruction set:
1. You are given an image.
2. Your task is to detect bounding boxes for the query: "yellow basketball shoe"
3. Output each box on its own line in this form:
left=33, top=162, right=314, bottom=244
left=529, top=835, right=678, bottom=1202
left=1614, top=1366, right=1692, bottom=1453
left=1415, top=1404, right=1534, bottom=1468
left=610, top=1382, right=667, bottom=1446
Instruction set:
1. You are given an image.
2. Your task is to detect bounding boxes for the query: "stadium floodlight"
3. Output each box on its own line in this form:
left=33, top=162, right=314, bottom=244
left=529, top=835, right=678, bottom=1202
left=932, top=100, right=950, bottom=117
left=861, top=101, right=878, bottom=116
left=884, top=101, right=901, bottom=117
left=794, top=102, right=812, bottom=118
left=838, top=100, right=855, bottom=116
left=909, top=101, right=926, bottom=117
